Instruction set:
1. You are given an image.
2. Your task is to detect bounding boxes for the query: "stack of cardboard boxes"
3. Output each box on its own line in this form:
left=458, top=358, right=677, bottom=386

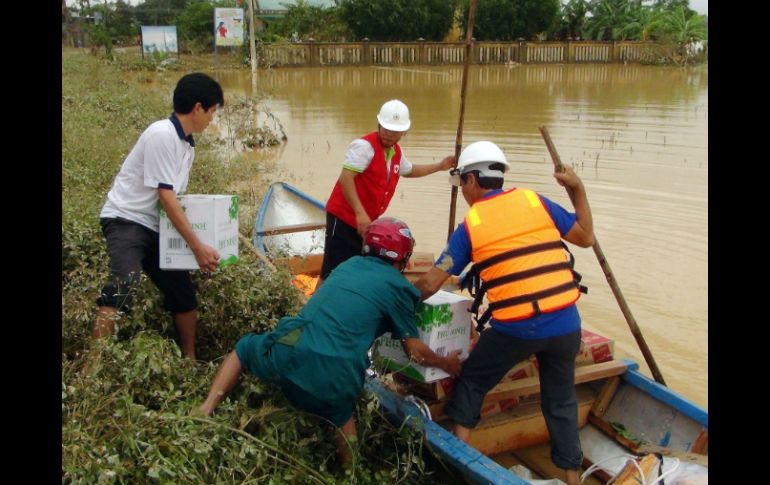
left=381, top=322, right=615, bottom=421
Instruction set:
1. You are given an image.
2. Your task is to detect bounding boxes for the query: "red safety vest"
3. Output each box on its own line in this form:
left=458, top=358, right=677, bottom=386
left=465, top=188, right=581, bottom=324
left=325, top=132, right=402, bottom=228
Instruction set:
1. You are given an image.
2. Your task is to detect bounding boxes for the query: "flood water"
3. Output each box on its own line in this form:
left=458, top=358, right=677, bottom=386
left=215, top=63, right=708, bottom=408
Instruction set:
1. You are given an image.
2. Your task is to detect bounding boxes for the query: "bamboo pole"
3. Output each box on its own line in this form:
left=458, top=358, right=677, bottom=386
left=446, top=0, right=477, bottom=241
left=239, top=233, right=276, bottom=272
left=539, top=126, right=666, bottom=385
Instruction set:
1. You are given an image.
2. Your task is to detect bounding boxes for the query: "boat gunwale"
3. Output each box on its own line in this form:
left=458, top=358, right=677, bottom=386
left=252, top=182, right=326, bottom=254
left=619, top=360, right=707, bottom=428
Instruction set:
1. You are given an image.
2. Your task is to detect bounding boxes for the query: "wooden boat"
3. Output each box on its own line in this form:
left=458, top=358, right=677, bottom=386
left=366, top=359, right=707, bottom=484
left=255, top=182, right=708, bottom=484
left=252, top=181, right=326, bottom=276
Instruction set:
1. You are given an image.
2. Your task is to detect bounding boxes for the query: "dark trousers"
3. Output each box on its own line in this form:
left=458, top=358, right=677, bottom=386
left=320, top=212, right=363, bottom=280
left=444, top=327, right=583, bottom=470
left=97, top=217, right=197, bottom=314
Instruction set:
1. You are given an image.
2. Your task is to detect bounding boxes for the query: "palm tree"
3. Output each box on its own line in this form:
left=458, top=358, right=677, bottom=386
left=648, top=6, right=707, bottom=64
left=558, top=0, right=589, bottom=39
left=649, top=5, right=707, bottom=43
left=584, top=0, right=650, bottom=41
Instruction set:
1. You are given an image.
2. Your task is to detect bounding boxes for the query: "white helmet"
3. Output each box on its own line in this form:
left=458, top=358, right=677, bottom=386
left=449, top=141, right=510, bottom=186
left=377, top=99, right=411, bottom=132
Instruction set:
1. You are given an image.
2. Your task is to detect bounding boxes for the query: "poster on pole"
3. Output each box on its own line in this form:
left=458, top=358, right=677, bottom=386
left=140, top=26, right=178, bottom=54
left=214, top=8, right=244, bottom=46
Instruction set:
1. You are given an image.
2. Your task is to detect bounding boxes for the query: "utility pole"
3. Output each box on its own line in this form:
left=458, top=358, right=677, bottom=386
left=247, top=0, right=257, bottom=79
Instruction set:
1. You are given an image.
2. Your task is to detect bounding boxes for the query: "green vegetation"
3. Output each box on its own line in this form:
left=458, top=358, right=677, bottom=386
left=549, top=0, right=708, bottom=64
left=339, top=0, right=458, bottom=42
left=459, top=0, right=561, bottom=41
left=580, top=0, right=708, bottom=44
left=62, top=49, right=453, bottom=483
left=553, top=0, right=590, bottom=40
left=265, top=0, right=352, bottom=42
left=65, top=0, right=707, bottom=65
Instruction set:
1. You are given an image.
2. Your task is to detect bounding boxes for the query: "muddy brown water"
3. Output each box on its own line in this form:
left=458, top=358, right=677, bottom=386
left=215, top=63, right=707, bottom=408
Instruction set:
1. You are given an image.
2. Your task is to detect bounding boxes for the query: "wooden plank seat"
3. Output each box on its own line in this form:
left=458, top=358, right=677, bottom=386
left=458, top=386, right=597, bottom=455
left=256, top=222, right=326, bottom=236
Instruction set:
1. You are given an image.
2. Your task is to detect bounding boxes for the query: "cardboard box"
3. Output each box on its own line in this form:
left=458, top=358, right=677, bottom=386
left=373, top=290, right=472, bottom=383
left=502, top=356, right=538, bottom=382
left=404, top=252, right=435, bottom=273
left=403, top=252, right=435, bottom=284
left=490, top=329, right=614, bottom=378
left=159, top=194, right=239, bottom=270
left=428, top=393, right=520, bottom=422
left=277, top=254, right=323, bottom=276
left=576, top=328, right=614, bottom=366
left=479, top=396, right=520, bottom=417
left=393, top=373, right=456, bottom=400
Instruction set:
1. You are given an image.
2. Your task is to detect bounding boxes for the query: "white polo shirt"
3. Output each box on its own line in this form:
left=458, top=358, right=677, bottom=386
left=100, top=115, right=195, bottom=232
left=342, top=139, right=413, bottom=177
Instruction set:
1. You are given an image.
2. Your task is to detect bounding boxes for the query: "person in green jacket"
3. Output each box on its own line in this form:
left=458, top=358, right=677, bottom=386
left=199, top=217, right=462, bottom=463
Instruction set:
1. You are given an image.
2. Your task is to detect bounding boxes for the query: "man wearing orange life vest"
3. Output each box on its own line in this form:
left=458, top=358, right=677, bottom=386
left=321, top=99, right=455, bottom=281
left=415, top=141, right=594, bottom=485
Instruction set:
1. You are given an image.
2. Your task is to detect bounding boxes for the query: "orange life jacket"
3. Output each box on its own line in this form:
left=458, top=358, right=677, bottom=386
left=464, top=188, right=585, bottom=328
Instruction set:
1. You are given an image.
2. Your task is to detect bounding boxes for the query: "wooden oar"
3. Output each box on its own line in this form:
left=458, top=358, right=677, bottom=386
left=446, top=0, right=477, bottom=241
left=539, top=126, right=667, bottom=386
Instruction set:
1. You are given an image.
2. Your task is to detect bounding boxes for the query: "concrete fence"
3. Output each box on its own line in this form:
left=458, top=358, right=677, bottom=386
left=257, top=40, right=659, bottom=67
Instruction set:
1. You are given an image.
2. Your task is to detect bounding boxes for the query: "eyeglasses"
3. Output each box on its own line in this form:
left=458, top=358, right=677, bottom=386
left=448, top=168, right=463, bottom=187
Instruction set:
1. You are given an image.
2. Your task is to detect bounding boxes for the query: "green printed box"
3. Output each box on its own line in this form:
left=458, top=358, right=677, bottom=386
left=373, top=290, right=472, bottom=383
left=159, top=194, right=239, bottom=270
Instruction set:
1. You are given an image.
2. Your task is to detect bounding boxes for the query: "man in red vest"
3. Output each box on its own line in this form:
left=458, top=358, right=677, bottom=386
left=321, top=99, right=455, bottom=281
left=415, top=141, right=594, bottom=485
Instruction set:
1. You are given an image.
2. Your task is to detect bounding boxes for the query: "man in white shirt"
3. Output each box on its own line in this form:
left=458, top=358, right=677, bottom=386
left=93, top=73, right=224, bottom=360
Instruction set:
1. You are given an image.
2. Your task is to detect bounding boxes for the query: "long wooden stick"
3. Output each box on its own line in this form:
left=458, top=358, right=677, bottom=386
left=447, top=0, right=477, bottom=241
left=239, top=233, right=277, bottom=271
left=240, top=233, right=316, bottom=302
left=539, top=126, right=667, bottom=386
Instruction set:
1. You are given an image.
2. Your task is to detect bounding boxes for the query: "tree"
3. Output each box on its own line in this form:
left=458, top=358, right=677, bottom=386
left=652, top=0, right=696, bottom=18
left=339, top=0, right=457, bottom=41
left=175, top=0, right=216, bottom=42
left=108, top=0, right=138, bottom=39
left=583, top=0, right=652, bottom=41
left=267, top=0, right=351, bottom=42
left=134, top=0, right=189, bottom=26
left=554, top=0, right=589, bottom=40
left=648, top=5, right=707, bottom=43
left=458, top=0, right=560, bottom=41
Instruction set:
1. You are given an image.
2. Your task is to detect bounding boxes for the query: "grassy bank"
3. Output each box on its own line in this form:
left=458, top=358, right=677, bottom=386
left=62, top=49, right=449, bottom=484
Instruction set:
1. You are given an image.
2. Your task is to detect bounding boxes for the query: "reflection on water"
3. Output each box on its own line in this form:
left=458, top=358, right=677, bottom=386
left=216, top=63, right=708, bottom=408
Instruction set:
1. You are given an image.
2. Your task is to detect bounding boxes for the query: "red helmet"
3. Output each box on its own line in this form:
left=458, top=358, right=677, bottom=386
left=362, top=217, right=415, bottom=264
